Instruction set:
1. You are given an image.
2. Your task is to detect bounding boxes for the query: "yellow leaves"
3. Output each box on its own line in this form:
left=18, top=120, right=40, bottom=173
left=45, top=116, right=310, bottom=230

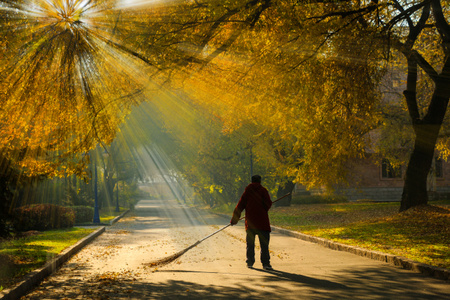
left=208, top=185, right=223, bottom=194
left=436, top=139, right=450, bottom=161
left=0, top=1, right=154, bottom=179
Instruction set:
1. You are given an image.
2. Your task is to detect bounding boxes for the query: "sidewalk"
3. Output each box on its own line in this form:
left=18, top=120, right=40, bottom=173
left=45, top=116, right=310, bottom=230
left=1, top=208, right=448, bottom=300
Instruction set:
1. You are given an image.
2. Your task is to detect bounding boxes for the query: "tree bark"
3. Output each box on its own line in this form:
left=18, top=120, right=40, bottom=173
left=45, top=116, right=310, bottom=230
left=401, top=80, right=450, bottom=211
left=399, top=1, right=450, bottom=211
left=275, top=180, right=295, bottom=207
left=401, top=125, right=438, bottom=211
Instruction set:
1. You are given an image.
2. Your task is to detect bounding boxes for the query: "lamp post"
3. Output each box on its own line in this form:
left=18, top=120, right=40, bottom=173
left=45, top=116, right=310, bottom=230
left=93, top=150, right=110, bottom=224
left=93, top=159, right=100, bottom=224
left=115, top=180, right=120, bottom=212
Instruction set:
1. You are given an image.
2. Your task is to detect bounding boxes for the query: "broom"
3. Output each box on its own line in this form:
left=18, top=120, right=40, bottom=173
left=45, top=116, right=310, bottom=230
left=144, top=192, right=291, bottom=268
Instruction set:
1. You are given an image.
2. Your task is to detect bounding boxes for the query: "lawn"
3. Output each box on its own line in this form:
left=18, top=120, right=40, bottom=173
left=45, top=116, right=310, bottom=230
left=0, top=206, right=128, bottom=292
left=270, top=201, right=450, bottom=269
left=0, top=227, right=96, bottom=291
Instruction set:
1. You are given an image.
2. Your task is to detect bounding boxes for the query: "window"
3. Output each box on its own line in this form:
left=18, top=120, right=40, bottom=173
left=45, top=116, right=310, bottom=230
left=434, top=157, right=443, bottom=178
left=381, top=159, right=402, bottom=179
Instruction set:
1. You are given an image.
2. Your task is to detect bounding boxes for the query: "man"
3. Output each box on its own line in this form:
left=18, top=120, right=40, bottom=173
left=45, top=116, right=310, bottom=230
left=230, top=175, right=273, bottom=270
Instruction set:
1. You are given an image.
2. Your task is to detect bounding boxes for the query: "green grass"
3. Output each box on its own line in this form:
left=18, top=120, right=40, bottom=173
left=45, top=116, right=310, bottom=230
left=100, top=207, right=124, bottom=223
left=0, top=227, right=96, bottom=291
left=269, top=202, right=399, bottom=231
left=74, top=206, right=125, bottom=225
left=0, top=206, right=124, bottom=291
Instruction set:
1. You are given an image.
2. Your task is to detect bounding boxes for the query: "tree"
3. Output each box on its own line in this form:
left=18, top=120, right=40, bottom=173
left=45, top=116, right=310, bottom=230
left=2, top=0, right=448, bottom=214
left=0, top=0, right=148, bottom=179
left=264, top=0, right=450, bottom=211
left=127, top=0, right=449, bottom=211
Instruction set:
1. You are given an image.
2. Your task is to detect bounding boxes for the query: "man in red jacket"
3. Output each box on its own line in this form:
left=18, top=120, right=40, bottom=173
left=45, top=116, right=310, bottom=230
left=230, top=175, right=273, bottom=270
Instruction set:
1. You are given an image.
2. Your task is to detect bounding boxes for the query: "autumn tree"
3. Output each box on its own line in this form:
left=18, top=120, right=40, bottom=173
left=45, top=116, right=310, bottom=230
left=122, top=0, right=449, bottom=211
left=264, top=0, right=450, bottom=211
left=0, top=0, right=152, bottom=179
left=2, top=0, right=449, bottom=216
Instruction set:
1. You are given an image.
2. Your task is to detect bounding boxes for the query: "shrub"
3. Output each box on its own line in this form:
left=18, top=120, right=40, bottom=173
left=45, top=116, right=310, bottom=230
left=69, top=206, right=94, bottom=224
left=13, top=204, right=75, bottom=231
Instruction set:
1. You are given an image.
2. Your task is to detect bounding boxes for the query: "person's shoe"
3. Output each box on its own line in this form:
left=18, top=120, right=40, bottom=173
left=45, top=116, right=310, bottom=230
left=247, top=264, right=254, bottom=269
left=263, top=265, right=273, bottom=271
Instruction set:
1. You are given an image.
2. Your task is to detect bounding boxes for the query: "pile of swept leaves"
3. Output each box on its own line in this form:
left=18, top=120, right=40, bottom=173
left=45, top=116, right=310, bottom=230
left=270, top=202, right=450, bottom=269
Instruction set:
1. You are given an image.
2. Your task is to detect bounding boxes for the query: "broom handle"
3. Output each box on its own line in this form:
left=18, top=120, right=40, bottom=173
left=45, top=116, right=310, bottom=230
left=197, top=192, right=291, bottom=243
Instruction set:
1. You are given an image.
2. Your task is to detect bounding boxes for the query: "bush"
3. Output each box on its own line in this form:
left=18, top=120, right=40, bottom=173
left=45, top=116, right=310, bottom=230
left=69, top=206, right=94, bottom=223
left=291, top=195, right=348, bottom=205
left=13, top=204, right=75, bottom=231
left=211, top=202, right=234, bottom=214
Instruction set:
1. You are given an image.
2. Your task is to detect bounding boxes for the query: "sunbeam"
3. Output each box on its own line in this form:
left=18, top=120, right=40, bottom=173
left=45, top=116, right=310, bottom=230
left=1, top=0, right=448, bottom=234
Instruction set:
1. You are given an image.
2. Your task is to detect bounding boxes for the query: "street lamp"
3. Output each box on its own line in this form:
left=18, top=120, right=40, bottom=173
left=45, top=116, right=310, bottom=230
left=93, top=150, right=109, bottom=224
left=115, top=180, right=120, bottom=212
left=93, top=159, right=100, bottom=224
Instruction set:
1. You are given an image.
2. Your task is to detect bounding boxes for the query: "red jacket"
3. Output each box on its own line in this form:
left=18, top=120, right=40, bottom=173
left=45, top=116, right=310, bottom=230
left=231, top=183, right=272, bottom=231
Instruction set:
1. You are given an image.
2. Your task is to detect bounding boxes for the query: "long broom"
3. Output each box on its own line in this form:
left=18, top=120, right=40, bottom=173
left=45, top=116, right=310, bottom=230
left=144, top=192, right=291, bottom=268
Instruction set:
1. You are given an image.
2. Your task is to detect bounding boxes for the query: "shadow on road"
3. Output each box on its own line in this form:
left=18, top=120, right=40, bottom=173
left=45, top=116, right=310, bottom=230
left=23, top=264, right=449, bottom=300
left=253, top=268, right=348, bottom=290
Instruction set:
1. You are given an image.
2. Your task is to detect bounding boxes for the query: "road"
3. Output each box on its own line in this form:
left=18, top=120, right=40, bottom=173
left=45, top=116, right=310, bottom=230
left=23, top=198, right=449, bottom=299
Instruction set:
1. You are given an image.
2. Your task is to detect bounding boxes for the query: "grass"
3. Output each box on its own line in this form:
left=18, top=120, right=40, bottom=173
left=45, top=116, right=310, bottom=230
left=269, top=202, right=399, bottom=231
left=74, top=206, right=126, bottom=225
left=297, top=204, right=450, bottom=269
left=212, top=199, right=450, bottom=270
left=0, top=206, right=127, bottom=292
left=0, top=227, right=96, bottom=291
left=0, top=206, right=124, bottom=292
left=100, top=207, right=125, bottom=223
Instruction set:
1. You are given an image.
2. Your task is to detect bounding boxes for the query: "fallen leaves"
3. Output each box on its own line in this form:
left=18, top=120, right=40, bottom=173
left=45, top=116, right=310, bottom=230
left=301, top=204, right=450, bottom=269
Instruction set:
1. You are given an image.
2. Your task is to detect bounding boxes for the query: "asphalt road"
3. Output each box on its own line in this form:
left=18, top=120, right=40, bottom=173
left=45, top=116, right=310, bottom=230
left=22, top=198, right=449, bottom=299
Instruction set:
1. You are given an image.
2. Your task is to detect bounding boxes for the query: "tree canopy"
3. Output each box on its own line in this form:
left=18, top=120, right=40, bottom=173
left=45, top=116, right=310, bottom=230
left=1, top=0, right=449, bottom=211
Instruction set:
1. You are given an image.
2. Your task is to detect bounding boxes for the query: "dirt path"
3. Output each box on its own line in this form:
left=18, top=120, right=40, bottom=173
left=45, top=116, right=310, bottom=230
left=22, top=199, right=449, bottom=299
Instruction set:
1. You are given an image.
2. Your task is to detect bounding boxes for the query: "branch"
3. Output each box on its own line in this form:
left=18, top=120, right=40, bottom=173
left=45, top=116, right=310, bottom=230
left=92, top=32, right=161, bottom=70
left=384, top=0, right=430, bottom=33
left=404, top=58, right=421, bottom=126
left=411, top=50, right=439, bottom=82
left=391, top=39, right=439, bottom=83
left=407, top=1, right=431, bottom=47
left=431, top=0, right=450, bottom=51
left=199, top=0, right=272, bottom=66
left=198, top=8, right=240, bottom=49
left=308, top=4, right=378, bottom=22
left=390, top=0, right=414, bottom=29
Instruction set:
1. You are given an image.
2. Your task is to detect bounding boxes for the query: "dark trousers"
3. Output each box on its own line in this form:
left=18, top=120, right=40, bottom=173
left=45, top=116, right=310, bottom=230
left=246, top=229, right=270, bottom=266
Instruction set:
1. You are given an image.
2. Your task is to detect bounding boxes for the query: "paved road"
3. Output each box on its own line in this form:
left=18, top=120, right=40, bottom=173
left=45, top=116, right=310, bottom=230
left=23, top=199, right=449, bottom=299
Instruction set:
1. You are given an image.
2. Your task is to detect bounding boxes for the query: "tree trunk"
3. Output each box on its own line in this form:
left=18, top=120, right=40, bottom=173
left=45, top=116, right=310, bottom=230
left=401, top=82, right=450, bottom=211
left=400, top=126, right=437, bottom=211
left=275, top=180, right=295, bottom=207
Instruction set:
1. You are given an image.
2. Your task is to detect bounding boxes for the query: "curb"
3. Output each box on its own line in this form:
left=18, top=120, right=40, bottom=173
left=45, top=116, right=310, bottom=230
left=73, top=209, right=131, bottom=227
left=110, top=209, right=130, bottom=226
left=215, top=213, right=449, bottom=281
left=0, top=226, right=106, bottom=300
